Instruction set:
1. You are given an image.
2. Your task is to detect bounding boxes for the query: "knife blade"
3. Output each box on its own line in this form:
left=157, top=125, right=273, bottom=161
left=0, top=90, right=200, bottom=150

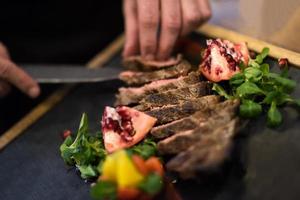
left=21, top=64, right=123, bottom=83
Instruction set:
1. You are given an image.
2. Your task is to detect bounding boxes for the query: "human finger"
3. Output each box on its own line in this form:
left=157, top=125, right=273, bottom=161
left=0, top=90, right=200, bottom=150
left=197, top=0, right=212, bottom=23
left=157, top=0, right=181, bottom=60
left=123, top=0, right=140, bottom=57
left=0, top=59, right=40, bottom=98
left=180, top=0, right=202, bottom=36
left=137, top=0, right=160, bottom=60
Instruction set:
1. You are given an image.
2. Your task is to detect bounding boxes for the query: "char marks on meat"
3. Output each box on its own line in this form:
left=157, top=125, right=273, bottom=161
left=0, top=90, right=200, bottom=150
left=137, top=82, right=212, bottom=111
left=119, top=60, right=192, bottom=86
left=151, top=99, right=240, bottom=139
left=144, top=95, right=220, bottom=125
left=156, top=99, right=240, bottom=154
left=166, top=118, right=240, bottom=179
left=123, top=54, right=182, bottom=71
left=115, top=71, right=201, bottom=106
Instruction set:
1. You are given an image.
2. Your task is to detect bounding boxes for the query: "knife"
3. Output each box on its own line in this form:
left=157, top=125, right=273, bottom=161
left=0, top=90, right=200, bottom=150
left=21, top=64, right=123, bottom=83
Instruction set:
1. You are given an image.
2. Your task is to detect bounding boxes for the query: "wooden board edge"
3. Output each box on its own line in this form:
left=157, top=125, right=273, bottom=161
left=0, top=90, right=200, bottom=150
left=0, top=34, right=125, bottom=151
left=197, top=24, right=300, bottom=68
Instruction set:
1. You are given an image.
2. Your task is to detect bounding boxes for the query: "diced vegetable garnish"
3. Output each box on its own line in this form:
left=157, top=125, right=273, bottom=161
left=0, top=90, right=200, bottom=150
left=93, top=150, right=164, bottom=200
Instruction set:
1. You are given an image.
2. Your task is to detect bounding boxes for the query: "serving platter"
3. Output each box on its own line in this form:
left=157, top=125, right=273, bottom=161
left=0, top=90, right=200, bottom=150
left=0, top=25, right=300, bottom=200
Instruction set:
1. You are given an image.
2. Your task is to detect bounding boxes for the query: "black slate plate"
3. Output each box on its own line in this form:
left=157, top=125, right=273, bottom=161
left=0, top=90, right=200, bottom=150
left=0, top=33, right=300, bottom=200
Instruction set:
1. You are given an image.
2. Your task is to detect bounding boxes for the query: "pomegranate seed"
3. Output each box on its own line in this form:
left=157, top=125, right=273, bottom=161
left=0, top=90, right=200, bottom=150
left=278, top=58, right=289, bottom=69
left=62, top=129, right=72, bottom=139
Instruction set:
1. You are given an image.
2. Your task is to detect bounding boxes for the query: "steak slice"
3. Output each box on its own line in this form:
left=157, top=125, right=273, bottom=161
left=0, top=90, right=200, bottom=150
left=137, top=82, right=212, bottom=110
left=156, top=100, right=239, bottom=155
left=151, top=99, right=240, bottom=139
left=123, top=54, right=182, bottom=71
left=166, top=118, right=240, bottom=179
left=119, top=60, right=192, bottom=86
left=145, top=95, right=220, bottom=125
left=115, top=71, right=201, bottom=106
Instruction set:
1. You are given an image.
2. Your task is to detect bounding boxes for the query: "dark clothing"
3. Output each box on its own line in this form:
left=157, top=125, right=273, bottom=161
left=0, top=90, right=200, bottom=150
left=0, top=0, right=123, bottom=63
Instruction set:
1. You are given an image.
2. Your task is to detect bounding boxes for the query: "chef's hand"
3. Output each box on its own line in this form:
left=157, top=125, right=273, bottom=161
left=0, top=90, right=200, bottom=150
left=123, top=0, right=211, bottom=60
left=0, top=42, right=40, bottom=98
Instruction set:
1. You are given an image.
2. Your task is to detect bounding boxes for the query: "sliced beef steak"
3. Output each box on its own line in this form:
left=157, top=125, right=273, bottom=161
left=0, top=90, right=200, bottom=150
left=115, top=71, right=201, bottom=106
left=156, top=101, right=239, bottom=154
left=144, top=95, right=220, bottom=125
left=138, top=82, right=212, bottom=110
left=123, top=54, right=182, bottom=71
left=166, top=118, right=240, bottom=179
left=119, top=60, right=192, bottom=86
left=151, top=118, right=199, bottom=140
left=151, top=99, right=240, bottom=139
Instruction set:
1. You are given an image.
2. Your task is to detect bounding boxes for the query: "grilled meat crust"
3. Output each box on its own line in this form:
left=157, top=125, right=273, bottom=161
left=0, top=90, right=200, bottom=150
left=166, top=117, right=240, bottom=179
left=119, top=60, right=192, bottom=86
left=144, top=95, right=221, bottom=125
left=137, top=82, right=212, bottom=110
left=151, top=99, right=240, bottom=139
left=123, top=54, right=182, bottom=71
left=115, top=71, right=201, bottom=106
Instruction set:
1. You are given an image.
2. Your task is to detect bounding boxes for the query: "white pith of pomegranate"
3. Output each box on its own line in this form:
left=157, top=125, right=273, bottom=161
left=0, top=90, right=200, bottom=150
left=101, top=106, right=157, bottom=153
left=199, top=39, right=250, bottom=82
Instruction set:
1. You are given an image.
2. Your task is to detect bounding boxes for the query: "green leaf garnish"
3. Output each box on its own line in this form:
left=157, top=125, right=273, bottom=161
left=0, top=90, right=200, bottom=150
left=230, top=73, right=245, bottom=86
left=138, top=173, right=163, bottom=195
left=236, top=82, right=264, bottom=97
left=244, top=67, right=263, bottom=82
left=239, top=100, right=262, bottom=118
left=255, top=47, right=269, bottom=64
left=260, top=63, right=270, bottom=75
left=77, top=165, right=98, bottom=179
left=212, top=47, right=299, bottom=128
left=59, top=113, right=106, bottom=178
left=267, top=102, right=282, bottom=127
left=212, top=83, right=232, bottom=99
left=127, top=138, right=157, bottom=159
left=238, top=62, right=247, bottom=71
left=90, top=181, right=117, bottom=200
left=267, top=73, right=296, bottom=92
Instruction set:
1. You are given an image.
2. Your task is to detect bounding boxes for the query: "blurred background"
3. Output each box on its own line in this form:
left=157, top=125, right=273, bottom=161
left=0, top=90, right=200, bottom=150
left=210, top=0, right=300, bottom=53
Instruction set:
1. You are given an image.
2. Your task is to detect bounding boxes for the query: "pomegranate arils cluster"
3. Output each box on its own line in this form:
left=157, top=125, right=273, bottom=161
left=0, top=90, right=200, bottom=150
left=200, top=38, right=250, bottom=82
left=101, top=106, right=135, bottom=142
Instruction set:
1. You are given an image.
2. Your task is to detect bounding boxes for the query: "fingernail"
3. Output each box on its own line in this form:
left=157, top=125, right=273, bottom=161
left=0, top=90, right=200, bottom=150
left=145, top=54, right=155, bottom=61
left=28, top=87, right=40, bottom=98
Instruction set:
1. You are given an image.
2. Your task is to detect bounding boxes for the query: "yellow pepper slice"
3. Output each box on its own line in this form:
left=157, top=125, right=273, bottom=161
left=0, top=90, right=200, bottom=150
left=101, top=150, right=144, bottom=188
left=116, top=151, right=144, bottom=188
